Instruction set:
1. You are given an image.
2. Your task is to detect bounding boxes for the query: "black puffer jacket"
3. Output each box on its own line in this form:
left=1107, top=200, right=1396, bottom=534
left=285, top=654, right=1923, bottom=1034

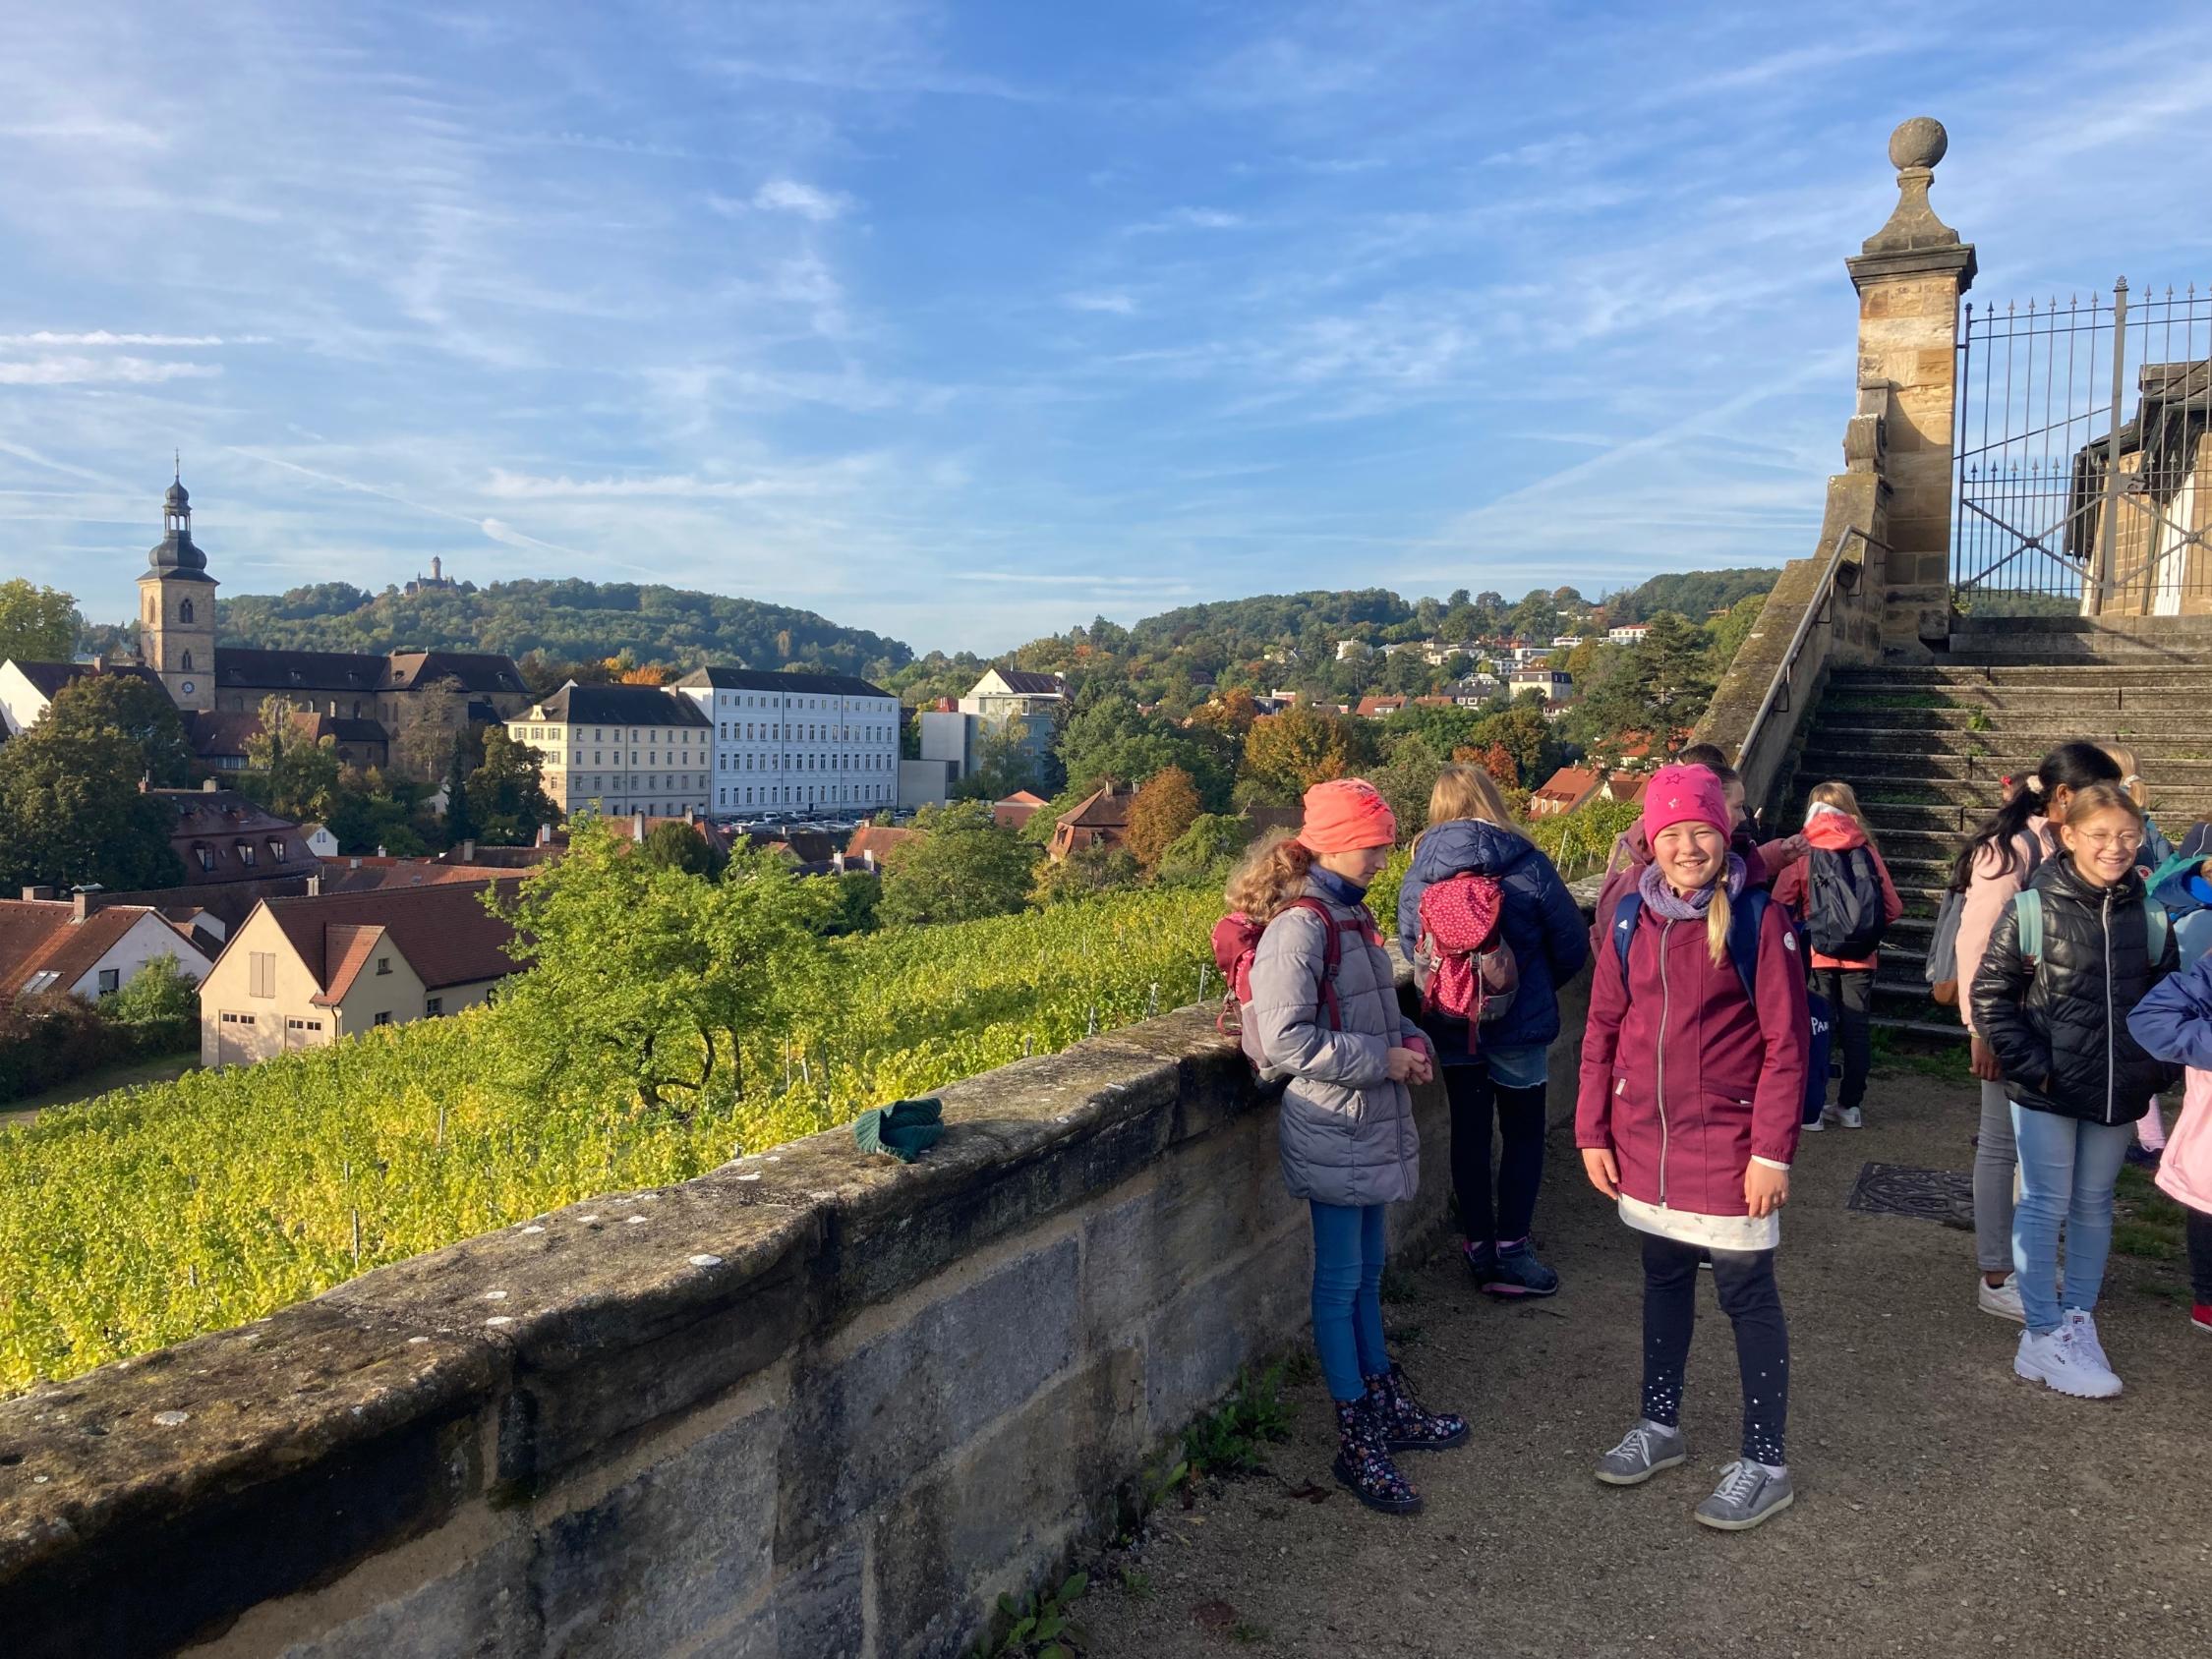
left=1970, top=857, right=2180, bottom=1123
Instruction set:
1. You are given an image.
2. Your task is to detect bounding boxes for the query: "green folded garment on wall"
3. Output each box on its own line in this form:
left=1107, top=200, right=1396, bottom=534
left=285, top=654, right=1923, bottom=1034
left=853, top=1097, right=945, bottom=1163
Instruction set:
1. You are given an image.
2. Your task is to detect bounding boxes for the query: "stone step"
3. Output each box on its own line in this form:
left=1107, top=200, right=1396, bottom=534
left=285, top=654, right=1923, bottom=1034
left=1797, top=751, right=2212, bottom=790
left=1830, top=663, right=2212, bottom=689
left=1800, top=727, right=2212, bottom=763
left=1808, top=706, right=2212, bottom=736
left=1946, top=615, right=2212, bottom=658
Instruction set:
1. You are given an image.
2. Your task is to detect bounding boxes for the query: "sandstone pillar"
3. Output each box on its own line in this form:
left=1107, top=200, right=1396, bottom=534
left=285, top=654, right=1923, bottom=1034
left=1845, top=117, right=1976, bottom=660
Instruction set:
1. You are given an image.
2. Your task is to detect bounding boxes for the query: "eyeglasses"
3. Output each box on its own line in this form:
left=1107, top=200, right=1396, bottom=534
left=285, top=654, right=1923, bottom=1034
left=2074, top=830, right=2144, bottom=852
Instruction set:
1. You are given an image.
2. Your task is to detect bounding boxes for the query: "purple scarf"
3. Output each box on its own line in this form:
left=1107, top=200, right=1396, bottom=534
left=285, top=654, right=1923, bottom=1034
left=1636, top=853, right=1747, bottom=920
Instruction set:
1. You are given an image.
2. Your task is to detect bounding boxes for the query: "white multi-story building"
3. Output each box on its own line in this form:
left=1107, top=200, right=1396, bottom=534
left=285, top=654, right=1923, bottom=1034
left=508, top=683, right=712, bottom=821
left=674, top=666, right=901, bottom=819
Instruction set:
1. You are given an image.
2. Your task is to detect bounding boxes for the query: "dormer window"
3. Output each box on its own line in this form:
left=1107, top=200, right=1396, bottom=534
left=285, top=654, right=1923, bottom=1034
left=195, top=843, right=215, bottom=872
left=268, top=838, right=286, bottom=863
left=290, top=670, right=303, bottom=685
left=234, top=840, right=256, bottom=868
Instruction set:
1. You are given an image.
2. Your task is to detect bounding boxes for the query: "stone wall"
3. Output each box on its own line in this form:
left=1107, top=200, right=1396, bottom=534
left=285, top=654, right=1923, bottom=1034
left=0, top=958, right=1592, bottom=1659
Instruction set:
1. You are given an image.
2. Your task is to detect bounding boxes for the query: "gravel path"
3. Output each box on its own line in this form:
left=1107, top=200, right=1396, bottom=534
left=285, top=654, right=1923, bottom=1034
left=1079, top=1065, right=2212, bottom=1659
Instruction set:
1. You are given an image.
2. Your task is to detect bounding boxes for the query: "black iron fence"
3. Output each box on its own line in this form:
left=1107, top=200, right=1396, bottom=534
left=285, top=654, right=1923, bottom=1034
left=1952, top=281, right=2212, bottom=615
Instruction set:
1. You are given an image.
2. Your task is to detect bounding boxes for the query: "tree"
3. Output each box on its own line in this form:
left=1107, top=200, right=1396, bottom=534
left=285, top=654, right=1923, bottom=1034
left=876, top=801, right=1039, bottom=927
left=392, top=673, right=469, bottom=781
left=245, top=696, right=343, bottom=822
left=39, top=671, right=195, bottom=786
left=951, top=715, right=1041, bottom=802
left=1469, top=742, right=1521, bottom=788
left=639, top=819, right=725, bottom=879
left=1242, top=706, right=1367, bottom=801
left=0, top=725, right=186, bottom=892
left=1186, top=687, right=1260, bottom=740
left=0, top=580, right=79, bottom=665
left=1706, top=594, right=1766, bottom=678
left=323, top=770, right=431, bottom=855
left=489, top=820, right=832, bottom=1111
left=1031, top=843, right=1139, bottom=906
left=1124, top=766, right=1201, bottom=872
left=1634, top=611, right=1716, bottom=735
left=465, top=727, right=556, bottom=846
left=1369, top=737, right=1444, bottom=841
left=1156, top=812, right=1253, bottom=886
left=1508, top=588, right=1559, bottom=643
left=440, top=743, right=477, bottom=846
left=105, top=952, right=199, bottom=1030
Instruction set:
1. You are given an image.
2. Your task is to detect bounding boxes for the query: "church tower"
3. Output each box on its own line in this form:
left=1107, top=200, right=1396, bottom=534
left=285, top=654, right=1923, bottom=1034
left=137, top=462, right=217, bottom=713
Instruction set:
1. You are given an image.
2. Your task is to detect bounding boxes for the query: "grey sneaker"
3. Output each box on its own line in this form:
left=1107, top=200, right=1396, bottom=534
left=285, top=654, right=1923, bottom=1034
left=1694, top=1459, right=1794, bottom=1531
left=1595, top=1421, right=1686, bottom=1486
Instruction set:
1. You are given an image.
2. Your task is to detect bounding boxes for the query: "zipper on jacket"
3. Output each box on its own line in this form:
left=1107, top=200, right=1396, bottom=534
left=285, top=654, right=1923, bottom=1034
left=1656, top=918, right=1673, bottom=1203
left=2102, top=887, right=2117, bottom=1124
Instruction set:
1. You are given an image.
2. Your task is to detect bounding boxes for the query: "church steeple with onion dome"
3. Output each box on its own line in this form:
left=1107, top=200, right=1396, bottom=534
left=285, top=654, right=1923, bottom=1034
left=137, top=457, right=217, bottom=712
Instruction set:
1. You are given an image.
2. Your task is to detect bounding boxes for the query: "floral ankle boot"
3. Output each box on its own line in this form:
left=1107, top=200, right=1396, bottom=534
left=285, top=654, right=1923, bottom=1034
left=1368, top=1364, right=1469, bottom=1452
left=1333, top=1397, right=1421, bottom=1515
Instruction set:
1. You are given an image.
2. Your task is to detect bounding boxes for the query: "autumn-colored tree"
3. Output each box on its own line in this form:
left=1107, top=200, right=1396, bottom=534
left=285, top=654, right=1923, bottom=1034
left=618, top=663, right=670, bottom=685
left=1241, top=706, right=1365, bottom=800
left=1186, top=687, right=1259, bottom=740
left=1124, top=766, right=1201, bottom=871
left=1465, top=741, right=1520, bottom=788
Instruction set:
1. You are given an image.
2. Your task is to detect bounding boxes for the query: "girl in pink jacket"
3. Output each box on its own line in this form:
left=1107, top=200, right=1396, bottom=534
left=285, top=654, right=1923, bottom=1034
left=2125, top=956, right=2212, bottom=1335
left=1576, top=765, right=1809, bottom=1532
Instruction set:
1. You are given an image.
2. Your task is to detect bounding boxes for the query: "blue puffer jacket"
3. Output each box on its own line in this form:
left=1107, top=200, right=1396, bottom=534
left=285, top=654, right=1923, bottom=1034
left=1398, top=820, right=1591, bottom=1061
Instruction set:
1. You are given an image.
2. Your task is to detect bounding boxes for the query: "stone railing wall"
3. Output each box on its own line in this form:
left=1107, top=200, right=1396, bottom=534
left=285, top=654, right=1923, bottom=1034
left=0, top=957, right=1591, bottom=1659
left=1691, top=388, right=1892, bottom=822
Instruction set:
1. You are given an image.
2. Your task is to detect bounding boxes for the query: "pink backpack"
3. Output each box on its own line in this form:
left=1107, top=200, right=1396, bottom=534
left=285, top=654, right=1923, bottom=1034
left=1414, top=874, right=1518, bottom=1048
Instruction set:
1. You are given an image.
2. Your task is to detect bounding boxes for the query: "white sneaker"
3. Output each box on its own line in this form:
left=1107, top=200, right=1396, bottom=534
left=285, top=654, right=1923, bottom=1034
left=2014, top=1326, right=2123, bottom=1399
left=1803, top=1116, right=1825, bottom=1133
left=2064, top=1308, right=2117, bottom=1379
left=1978, top=1274, right=2025, bottom=1323
left=1838, top=1107, right=1864, bottom=1129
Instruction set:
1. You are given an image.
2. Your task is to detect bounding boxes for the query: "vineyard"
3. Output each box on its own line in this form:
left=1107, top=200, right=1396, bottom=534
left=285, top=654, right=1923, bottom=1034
left=0, top=882, right=1220, bottom=1396
left=0, top=797, right=1623, bottom=1399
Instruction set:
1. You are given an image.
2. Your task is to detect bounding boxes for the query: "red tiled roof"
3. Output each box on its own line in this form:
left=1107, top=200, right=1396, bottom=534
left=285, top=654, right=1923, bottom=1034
left=1355, top=695, right=1407, bottom=718
left=1059, top=785, right=1134, bottom=830
left=255, top=881, right=521, bottom=998
left=1531, top=767, right=1602, bottom=808
left=314, top=924, right=387, bottom=1006
left=0, top=900, right=209, bottom=999
left=847, top=825, right=923, bottom=863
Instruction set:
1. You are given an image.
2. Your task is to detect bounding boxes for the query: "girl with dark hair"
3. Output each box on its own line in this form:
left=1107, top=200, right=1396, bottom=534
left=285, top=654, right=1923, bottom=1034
left=1952, top=741, right=2124, bottom=1322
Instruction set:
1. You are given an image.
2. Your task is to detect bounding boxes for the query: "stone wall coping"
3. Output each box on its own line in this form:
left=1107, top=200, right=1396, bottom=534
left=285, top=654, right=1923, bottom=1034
left=0, top=995, right=1274, bottom=1644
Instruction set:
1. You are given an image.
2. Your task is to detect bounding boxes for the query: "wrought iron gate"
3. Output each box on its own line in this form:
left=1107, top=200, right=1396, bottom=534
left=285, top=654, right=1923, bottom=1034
left=1952, top=280, right=2212, bottom=616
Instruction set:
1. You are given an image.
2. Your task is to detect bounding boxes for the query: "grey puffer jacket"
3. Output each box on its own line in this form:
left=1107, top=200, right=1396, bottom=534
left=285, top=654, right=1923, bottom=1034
left=1249, top=878, right=1423, bottom=1205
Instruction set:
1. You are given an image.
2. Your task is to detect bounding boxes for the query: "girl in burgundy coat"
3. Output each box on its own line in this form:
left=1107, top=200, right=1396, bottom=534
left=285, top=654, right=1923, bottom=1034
left=1577, top=765, right=1810, bottom=1532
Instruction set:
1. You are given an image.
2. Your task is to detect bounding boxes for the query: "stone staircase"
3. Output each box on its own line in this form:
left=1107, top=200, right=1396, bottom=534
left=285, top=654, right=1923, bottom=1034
left=1786, top=659, right=2212, bottom=1038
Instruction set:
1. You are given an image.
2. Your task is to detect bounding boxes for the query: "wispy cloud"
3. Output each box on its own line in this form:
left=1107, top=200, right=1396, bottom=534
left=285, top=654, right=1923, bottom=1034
left=0, top=331, right=244, bottom=347
left=1063, top=289, right=1136, bottom=315
left=0, top=356, right=221, bottom=384
left=748, top=178, right=853, bottom=222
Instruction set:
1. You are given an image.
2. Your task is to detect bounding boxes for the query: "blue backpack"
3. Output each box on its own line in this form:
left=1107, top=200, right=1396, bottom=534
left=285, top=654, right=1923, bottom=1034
left=1610, top=886, right=1832, bottom=1127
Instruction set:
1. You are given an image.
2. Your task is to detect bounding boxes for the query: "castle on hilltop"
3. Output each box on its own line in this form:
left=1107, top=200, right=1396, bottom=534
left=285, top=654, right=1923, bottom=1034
left=0, top=470, right=530, bottom=777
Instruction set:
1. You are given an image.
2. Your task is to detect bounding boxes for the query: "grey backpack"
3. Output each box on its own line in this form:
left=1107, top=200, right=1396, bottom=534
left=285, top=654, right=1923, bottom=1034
left=1926, top=832, right=2043, bottom=999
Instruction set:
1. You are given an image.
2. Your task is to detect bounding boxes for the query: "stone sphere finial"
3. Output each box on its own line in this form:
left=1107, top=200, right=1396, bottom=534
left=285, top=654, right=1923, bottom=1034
left=1889, top=117, right=1947, bottom=173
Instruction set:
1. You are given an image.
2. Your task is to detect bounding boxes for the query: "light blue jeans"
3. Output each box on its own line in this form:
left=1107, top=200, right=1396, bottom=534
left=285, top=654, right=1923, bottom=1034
left=2010, top=1104, right=2135, bottom=1335
left=1310, top=1200, right=1389, bottom=1402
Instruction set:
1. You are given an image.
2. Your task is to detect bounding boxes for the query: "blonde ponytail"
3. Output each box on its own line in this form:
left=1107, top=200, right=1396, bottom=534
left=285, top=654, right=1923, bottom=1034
left=1706, top=882, right=1732, bottom=966
left=1226, top=830, right=1315, bottom=924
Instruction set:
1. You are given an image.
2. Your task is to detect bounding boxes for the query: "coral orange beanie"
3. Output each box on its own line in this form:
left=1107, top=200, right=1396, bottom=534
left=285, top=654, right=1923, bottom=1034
left=1300, top=777, right=1398, bottom=854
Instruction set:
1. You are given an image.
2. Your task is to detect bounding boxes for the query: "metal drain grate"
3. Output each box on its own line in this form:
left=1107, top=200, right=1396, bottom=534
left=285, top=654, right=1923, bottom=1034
left=1848, top=1163, right=1973, bottom=1224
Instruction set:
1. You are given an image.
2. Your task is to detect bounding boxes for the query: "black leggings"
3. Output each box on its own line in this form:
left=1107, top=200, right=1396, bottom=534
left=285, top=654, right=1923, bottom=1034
left=1444, top=1062, right=1547, bottom=1247
left=2189, top=1206, right=2212, bottom=1304
left=1812, top=966, right=1874, bottom=1114
left=1640, top=1232, right=1789, bottom=1466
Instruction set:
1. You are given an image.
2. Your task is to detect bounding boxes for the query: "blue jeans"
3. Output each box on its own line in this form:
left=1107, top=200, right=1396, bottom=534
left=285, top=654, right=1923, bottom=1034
left=2010, top=1104, right=2135, bottom=1334
left=1310, top=1200, right=1389, bottom=1402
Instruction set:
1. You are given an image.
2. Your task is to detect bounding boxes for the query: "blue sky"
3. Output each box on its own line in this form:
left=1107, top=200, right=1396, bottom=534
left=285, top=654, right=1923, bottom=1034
left=5, top=2, right=2212, bottom=656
